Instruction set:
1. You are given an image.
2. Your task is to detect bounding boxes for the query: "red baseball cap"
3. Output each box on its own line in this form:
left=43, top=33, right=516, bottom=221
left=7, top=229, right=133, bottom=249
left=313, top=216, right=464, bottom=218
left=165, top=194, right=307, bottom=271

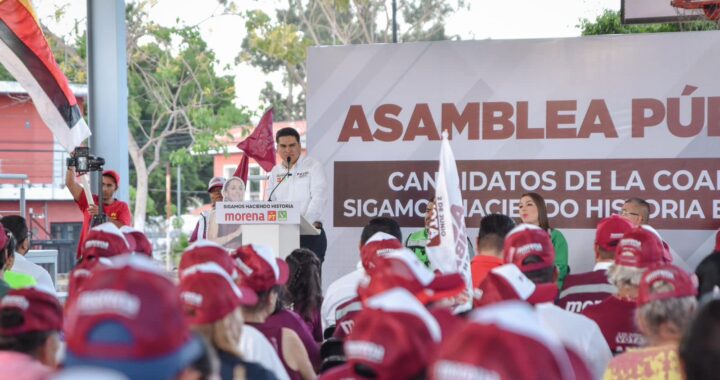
left=179, top=262, right=258, bottom=325
left=360, top=232, right=404, bottom=273
left=614, top=227, right=665, bottom=268
left=67, top=257, right=112, bottom=302
left=0, top=223, right=8, bottom=250
left=640, top=225, right=673, bottom=264
left=503, top=224, right=556, bottom=273
left=120, top=226, right=152, bottom=257
left=179, top=240, right=238, bottom=280
left=595, top=215, right=634, bottom=252
left=430, top=301, right=583, bottom=380
left=332, top=296, right=363, bottom=339
left=64, top=254, right=202, bottom=378
left=343, top=288, right=441, bottom=380
left=473, top=264, right=536, bottom=308
left=102, top=170, right=120, bottom=187
left=637, top=264, right=698, bottom=306
left=357, top=248, right=465, bottom=305
left=233, top=244, right=289, bottom=293
left=0, top=288, right=62, bottom=335
left=207, top=176, right=226, bottom=192
left=82, top=223, right=131, bottom=260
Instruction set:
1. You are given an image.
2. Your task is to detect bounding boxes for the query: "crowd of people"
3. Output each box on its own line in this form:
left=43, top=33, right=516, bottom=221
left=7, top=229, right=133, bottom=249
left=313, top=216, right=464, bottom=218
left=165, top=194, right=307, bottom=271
left=0, top=190, right=717, bottom=379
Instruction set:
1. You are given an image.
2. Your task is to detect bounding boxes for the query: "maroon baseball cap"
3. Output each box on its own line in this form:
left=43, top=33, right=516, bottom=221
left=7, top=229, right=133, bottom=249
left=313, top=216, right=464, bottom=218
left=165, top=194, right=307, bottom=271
left=233, top=244, right=289, bottom=293
left=82, top=223, right=131, bottom=260
left=473, top=264, right=536, bottom=308
left=430, top=301, right=583, bottom=380
left=179, top=240, right=238, bottom=280
left=120, top=226, right=152, bottom=257
left=67, top=257, right=113, bottom=303
left=102, top=170, right=120, bottom=187
left=360, top=232, right=404, bottom=273
left=0, top=288, right=62, bottom=335
left=640, top=225, right=673, bottom=264
left=614, top=227, right=665, bottom=268
left=595, top=215, right=634, bottom=252
left=179, top=263, right=258, bottom=325
left=637, top=264, right=698, bottom=306
left=342, top=288, right=441, bottom=380
left=64, top=254, right=201, bottom=376
left=0, top=223, right=8, bottom=250
left=503, top=224, right=556, bottom=273
left=357, top=248, right=465, bottom=305
left=207, top=176, right=226, bottom=192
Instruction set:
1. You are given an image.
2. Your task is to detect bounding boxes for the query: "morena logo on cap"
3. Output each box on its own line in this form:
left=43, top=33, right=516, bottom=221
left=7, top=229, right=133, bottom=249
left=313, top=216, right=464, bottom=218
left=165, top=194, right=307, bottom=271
left=180, top=291, right=203, bottom=307
left=514, top=243, right=543, bottom=257
left=85, top=240, right=110, bottom=249
left=644, top=269, right=675, bottom=283
left=434, top=360, right=501, bottom=380
left=610, top=233, right=624, bottom=239
left=345, top=341, right=385, bottom=363
left=1, top=295, right=30, bottom=310
left=77, top=290, right=141, bottom=318
left=619, top=238, right=642, bottom=248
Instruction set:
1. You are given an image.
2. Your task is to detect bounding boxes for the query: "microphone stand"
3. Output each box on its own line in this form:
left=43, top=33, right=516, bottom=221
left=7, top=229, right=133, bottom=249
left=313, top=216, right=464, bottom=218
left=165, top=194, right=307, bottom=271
left=267, top=156, right=292, bottom=202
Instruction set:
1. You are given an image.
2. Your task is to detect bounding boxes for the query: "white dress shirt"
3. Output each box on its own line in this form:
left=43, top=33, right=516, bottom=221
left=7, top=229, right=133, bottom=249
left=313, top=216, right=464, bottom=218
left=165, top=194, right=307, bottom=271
left=12, top=252, right=55, bottom=294
left=239, top=325, right=290, bottom=380
left=267, top=155, right=327, bottom=223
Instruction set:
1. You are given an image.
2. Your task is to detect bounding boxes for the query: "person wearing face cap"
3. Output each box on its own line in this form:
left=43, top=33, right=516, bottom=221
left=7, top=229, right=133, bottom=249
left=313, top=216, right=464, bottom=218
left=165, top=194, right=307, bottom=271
left=207, top=176, right=246, bottom=248
left=234, top=244, right=316, bottom=380
left=189, top=176, right=226, bottom=243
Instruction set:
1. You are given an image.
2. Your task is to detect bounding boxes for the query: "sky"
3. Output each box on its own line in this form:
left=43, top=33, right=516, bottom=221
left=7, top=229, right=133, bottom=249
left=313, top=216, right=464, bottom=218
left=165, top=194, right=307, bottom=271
left=34, top=0, right=620, bottom=113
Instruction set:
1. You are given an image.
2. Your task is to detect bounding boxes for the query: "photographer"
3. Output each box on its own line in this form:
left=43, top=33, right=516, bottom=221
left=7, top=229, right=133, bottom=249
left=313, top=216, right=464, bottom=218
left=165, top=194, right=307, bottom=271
left=65, top=165, right=131, bottom=260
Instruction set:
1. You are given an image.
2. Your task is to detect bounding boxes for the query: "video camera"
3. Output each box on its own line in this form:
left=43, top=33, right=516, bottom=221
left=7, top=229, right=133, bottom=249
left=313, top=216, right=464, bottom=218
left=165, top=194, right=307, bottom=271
left=66, top=146, right=105, bottom=175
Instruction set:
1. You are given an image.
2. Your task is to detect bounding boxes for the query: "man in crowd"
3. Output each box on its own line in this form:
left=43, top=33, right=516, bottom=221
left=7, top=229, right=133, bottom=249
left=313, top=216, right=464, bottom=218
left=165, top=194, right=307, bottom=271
left=189, top=176, right=226, bottom=243
left=65, top=166, right=131, bottom=259
left=471, top=213, right=515, bottom=288
left=0, top=216, right=55, bottom=293
left=267, top=127, right=328, bottom=262
left=556, top=215, right=633, bottom=313
left=620, top=197, right=651, bottom=227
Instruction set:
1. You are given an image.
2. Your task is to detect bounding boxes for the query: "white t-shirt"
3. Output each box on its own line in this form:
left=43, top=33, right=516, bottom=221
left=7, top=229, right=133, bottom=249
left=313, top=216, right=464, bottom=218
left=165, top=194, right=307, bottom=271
left=321, top=263, right=366, bottom=330
left=12, top=252, right=55, bottom=294
left=267, top=156, right=327, bottom=223
left=239, top=325, right=290, bottom=380
left=535, top=302, right=612, bottom=379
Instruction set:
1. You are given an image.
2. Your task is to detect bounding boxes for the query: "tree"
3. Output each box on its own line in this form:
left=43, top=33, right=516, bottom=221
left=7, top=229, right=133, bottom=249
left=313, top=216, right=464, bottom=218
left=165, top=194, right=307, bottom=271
left=230, top=0, right=466, bottom=121
left=126, top=2, right=250, bottom=229
left=579, top=9, right=718, bottom=35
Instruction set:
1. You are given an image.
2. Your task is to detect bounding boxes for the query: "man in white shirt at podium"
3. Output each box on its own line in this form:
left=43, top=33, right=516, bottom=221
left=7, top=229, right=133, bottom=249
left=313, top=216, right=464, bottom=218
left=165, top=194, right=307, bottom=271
left=267, top=127, right=328, bottom=262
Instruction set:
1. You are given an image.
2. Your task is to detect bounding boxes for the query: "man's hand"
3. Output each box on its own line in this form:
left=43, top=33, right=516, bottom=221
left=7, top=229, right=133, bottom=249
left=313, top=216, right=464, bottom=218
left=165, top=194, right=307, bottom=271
left=313, top=221, right=323, bottom=230
left=87, top=204, right=99, bottom=216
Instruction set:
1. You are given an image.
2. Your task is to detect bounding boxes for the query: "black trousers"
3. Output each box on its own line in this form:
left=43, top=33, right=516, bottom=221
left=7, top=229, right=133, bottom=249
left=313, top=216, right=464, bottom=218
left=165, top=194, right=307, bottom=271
left=300, top=227, right=327, bottom=263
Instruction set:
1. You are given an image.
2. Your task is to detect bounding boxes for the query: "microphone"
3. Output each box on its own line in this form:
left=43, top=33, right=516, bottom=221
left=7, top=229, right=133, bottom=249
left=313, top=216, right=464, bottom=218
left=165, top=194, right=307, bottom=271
left=267, top=156, right=292, bottom=201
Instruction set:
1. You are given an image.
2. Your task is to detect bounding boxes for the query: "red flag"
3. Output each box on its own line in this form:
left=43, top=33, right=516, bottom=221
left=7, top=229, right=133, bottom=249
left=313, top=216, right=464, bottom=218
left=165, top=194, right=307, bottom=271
left=0, top=0, right=91, bottom=151
left=233, top=108, right=275, bottom=182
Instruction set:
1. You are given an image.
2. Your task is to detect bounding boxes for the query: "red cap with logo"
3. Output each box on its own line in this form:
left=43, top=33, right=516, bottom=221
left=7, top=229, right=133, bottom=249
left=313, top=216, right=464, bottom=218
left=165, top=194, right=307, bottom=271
left=102, top=170, right=120, bottom=187
left=595, top=215, right=634, bottom=252
left=503, top=224, right=555, bottom=273
left=0, top=288, right=62, bottom=335
left=430, top=301, right=585, bottom=380
left=360, top=232, right=404, bottom=273
left=339, top=288, right=442, bottom=380
left=640, top=225, right=673, bottom=264
left=473, top=264, right=536, bottom=308
left=637, top=264, right=698, bottom=306
left=82, top=223, right=131, bottom=260
left=233, top=244, right=289, bottom=293
left=179, top=240, right=238, bottom=280
left=67, top=257, right=113, bottom=302
left=207, top=176, right=226, bottom=192
left=179, top=263, right=258, bottom=325
left=357, top=248, right=465, bottom=305
left=614, top=227, right=665, bottom=268
left=120, top=226, right=152, bottom=257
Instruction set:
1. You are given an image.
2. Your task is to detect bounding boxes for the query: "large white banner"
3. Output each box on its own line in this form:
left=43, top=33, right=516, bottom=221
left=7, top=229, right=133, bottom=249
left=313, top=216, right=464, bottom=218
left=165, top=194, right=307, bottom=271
left=307, top=31, right=720, bottom=287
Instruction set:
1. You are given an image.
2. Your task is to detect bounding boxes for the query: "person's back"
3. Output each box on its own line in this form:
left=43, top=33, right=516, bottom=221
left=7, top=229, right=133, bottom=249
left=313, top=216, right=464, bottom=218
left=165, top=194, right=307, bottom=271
left=266, top=309, right=320, bottom=369
left=471, top=213, right=515, bottom=287
left=239, top=325, right=290, bottom=380
left=582, top=294, right=644, bottom=354
left=1, top=215, right=56, bottom=293
left=557, top=264, right=616, bottom=313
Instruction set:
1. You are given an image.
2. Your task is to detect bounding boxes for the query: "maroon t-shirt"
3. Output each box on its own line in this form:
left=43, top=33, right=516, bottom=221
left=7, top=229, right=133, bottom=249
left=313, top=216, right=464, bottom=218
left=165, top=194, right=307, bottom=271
left=265, top=309, right=320, bottom=369
left=75, top=190, right=132, bottom=258
left=581, top=296, right=646, bottom=354
left=556, top=269, right=616, bottom=313
left=246, top=321, right=302, bottom=380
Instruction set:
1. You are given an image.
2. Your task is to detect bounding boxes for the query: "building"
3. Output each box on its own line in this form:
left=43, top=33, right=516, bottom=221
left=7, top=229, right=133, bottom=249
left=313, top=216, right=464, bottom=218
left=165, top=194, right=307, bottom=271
left=0, top=81, right=86, bottom=244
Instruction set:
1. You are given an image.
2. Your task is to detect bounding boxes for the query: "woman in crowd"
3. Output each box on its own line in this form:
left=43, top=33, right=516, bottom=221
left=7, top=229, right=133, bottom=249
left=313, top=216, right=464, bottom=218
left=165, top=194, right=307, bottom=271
left=694, top=251, right=720, bottom=297
left=284, top=248, right=324, bottom=342
left=207, top=177, right=245, bottom=248
left=681, top=297, right=720, bottom=380
left=518, top=192, right=569, bottom=287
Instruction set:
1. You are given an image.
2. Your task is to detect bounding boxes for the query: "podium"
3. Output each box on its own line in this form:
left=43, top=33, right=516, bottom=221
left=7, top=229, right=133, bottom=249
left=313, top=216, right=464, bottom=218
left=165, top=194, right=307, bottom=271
left=215, top=201, right=319, bottom=258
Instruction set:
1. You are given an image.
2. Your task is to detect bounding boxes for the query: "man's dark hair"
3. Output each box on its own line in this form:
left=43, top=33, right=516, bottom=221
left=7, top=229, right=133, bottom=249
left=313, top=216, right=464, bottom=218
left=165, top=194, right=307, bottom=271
left=695, top=253, right=720, bottom=297
left=0, top=308, right=54, bottom=356
left=360, top=217, right=402, bottom=245
left=521, top=255, right=555, bottom=284
left=680, top=299, right=720, bottom=380
left=276, top=127, right=301, bottom=144
left=624, top=197, right=651, bottom=224
left=1, top=216, right=28, bottom=247
left=477, top=214, right=515, bottom=253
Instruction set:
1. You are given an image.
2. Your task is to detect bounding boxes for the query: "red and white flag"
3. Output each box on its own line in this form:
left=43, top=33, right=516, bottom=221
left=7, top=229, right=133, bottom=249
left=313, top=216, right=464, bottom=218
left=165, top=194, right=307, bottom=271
left=0, top=0, right=91, bottom=151
left=234, top=108, right=276, bottom=182
left=426, top=131, right=472, bottom=310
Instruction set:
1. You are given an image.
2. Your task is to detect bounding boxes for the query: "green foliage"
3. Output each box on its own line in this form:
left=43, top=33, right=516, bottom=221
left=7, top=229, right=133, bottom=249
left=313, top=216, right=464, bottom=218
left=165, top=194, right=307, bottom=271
left=580, top=9, right=718, bottom=35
